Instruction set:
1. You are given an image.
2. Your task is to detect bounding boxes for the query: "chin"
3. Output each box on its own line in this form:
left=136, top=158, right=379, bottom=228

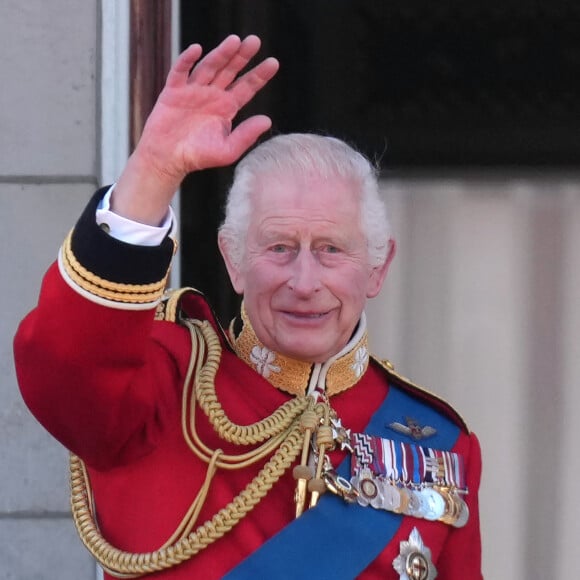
left=280, top=344, right=330, bottom=363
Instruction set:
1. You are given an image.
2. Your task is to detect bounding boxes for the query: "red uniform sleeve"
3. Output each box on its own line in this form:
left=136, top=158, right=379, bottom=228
left=13, top=189, right=186, bottom=470
left=15, top=264, right=189, bottom=469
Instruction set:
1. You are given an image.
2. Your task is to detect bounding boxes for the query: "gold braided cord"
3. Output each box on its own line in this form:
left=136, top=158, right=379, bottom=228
left=181, top=319, right=313, bottom=469
left=69, top=316, right=312, bottom=578
left=62, top=231, right=170, bottom=304
left=162, top=448, right=223, bottom=546
left=190, top=319, right=311, bottom=445
left=70, top=426, right=303, bottom=577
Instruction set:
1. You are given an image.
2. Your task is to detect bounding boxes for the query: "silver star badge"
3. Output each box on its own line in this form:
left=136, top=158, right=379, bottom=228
left=393, top=527, right=437, bottom=580
left=330, top=417, right=353, bottom=452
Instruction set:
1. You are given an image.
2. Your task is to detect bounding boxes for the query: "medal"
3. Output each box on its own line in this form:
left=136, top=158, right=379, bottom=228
left=351, top=466, right=378, bottom=507
left=396, top=486, right=411, bottom=514
left=359, top=476, right=379, bottom=502
left=405, top=489, right=424, bottom=518
left=348, top=425, right=469, bottom=526
left=419, top=487, right=446, bottom=521
left=380, top=479, right=402, bottom=512
left=436, top=487, right=458, bottom=525
left=323, top=468, right=358, bottom=503
left=452, top=494, right=470, bottom=528
left=369, top=480, right=385, bottom=509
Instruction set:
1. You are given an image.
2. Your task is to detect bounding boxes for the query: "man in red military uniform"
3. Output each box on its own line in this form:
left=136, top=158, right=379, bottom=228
left=14, top=35, right=482, bottom=578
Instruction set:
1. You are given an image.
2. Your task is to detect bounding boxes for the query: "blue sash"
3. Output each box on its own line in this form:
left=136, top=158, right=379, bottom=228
left=224, top=385, right=461, bottom=579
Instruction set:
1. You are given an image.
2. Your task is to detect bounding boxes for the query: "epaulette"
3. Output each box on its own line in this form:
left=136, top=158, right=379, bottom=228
left=372, top=357, right=471, bottom=434
left=154, top=287, right=204, bottom=323
left=153, top=287, right=233, bottom=349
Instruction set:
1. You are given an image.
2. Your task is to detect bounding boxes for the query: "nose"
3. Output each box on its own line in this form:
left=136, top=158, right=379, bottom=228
left=287, top=250, right=322, bottom=296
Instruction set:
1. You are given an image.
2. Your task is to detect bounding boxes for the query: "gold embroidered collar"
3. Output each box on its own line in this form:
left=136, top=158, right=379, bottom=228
left=231, top=305, right=370, bottom=397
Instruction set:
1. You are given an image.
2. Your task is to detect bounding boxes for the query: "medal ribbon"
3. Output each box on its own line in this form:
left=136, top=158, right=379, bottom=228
left=351, top=438, right=467, bottom=491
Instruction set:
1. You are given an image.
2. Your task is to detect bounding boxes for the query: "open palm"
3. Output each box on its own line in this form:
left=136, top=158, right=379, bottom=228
left=138, top=35, right=279, bottom=181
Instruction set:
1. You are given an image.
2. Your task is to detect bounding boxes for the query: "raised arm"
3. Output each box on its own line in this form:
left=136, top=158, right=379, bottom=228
left=112, top=34, right=279, bottom=226
left=13, top=36, right=278, bottom=466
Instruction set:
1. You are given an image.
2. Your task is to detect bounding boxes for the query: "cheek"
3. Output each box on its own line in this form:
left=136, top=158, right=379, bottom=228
left=244, top=263, right=287, bottom=295
left=329, top=270, right=369, bottom=302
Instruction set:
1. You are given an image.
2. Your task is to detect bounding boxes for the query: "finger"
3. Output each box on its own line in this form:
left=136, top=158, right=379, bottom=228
left=188, top=34, right=243, bottom=86
left=229, top=57, right=280, bottom=109
left=225, top=115, right=273, bottom=163
left=211, top=35, right=263, bottom=89
left=165, top=43, right=203, bottom=87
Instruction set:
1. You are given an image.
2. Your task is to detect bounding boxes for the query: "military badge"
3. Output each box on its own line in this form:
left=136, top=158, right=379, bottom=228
left=388, top=417, right=437, bottom=441
left=392, top=527, right=437, bottom=580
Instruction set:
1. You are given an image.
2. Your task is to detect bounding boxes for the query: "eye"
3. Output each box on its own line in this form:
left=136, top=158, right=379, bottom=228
left=270, top=244, right=288, bottom=253
left=322, top=244, right=340, bottom=254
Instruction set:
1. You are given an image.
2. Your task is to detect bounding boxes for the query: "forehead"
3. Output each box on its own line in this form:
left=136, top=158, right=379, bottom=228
left=250, top=170, right=362, bottom=220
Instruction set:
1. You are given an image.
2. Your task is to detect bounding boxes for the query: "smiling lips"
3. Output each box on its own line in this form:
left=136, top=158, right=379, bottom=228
left=281, top=310, right=330, bottom=320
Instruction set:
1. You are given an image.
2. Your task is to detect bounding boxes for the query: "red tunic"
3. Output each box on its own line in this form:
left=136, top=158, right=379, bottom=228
left=13, top=190, right=482, bottom=579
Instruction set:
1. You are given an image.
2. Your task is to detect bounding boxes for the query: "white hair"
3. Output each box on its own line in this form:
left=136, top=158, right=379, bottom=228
left=219, top=133, right=391, bottom=267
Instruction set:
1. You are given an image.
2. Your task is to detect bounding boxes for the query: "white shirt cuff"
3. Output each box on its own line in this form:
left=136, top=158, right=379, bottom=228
left=96, top=185, right=175, bottom=246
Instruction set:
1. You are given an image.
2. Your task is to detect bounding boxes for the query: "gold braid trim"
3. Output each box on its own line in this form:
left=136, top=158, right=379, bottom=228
left=62, top=231, right=171, bottom=304
left=70, top=318, right=316, bottom=578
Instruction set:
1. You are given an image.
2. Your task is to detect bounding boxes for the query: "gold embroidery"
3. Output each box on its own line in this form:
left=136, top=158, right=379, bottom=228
left=233, top=304, right=368, bottom=397
left=326, top=339, right=369, bottom=395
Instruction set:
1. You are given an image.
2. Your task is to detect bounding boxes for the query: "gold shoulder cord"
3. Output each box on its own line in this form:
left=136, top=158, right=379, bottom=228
left=69, top=319, right=319, bottom=578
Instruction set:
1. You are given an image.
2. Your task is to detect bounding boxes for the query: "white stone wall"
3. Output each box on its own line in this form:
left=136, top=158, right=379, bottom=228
left=0, top=1, right=99, bottom=578
left=368, top=175, right=580, bottom=580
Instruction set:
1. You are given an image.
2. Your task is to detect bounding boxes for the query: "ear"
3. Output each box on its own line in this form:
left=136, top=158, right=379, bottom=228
left=366, top=238, right=396, bottom=298
left=218, top=232, right=245, bottom=295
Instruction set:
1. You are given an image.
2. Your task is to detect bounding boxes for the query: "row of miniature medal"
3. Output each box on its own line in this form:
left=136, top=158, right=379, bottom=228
left=351, top=433, right=469, bottom=527
left=318, top=425, right=470, bottom=528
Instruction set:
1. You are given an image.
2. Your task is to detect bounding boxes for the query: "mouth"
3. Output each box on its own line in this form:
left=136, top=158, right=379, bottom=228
left=281, top=310, right=330, bottom=320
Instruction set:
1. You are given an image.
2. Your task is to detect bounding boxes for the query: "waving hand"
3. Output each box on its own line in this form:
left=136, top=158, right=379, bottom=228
left=112, top=35, right=279, bottom=225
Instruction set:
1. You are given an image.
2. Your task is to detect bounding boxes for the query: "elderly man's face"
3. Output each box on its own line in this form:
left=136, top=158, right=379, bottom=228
left=221, top=171, right=392, bottom=363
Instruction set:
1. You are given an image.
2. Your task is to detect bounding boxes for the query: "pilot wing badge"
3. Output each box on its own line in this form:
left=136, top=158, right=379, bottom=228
left=388, top=417, right=437, bottom=441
